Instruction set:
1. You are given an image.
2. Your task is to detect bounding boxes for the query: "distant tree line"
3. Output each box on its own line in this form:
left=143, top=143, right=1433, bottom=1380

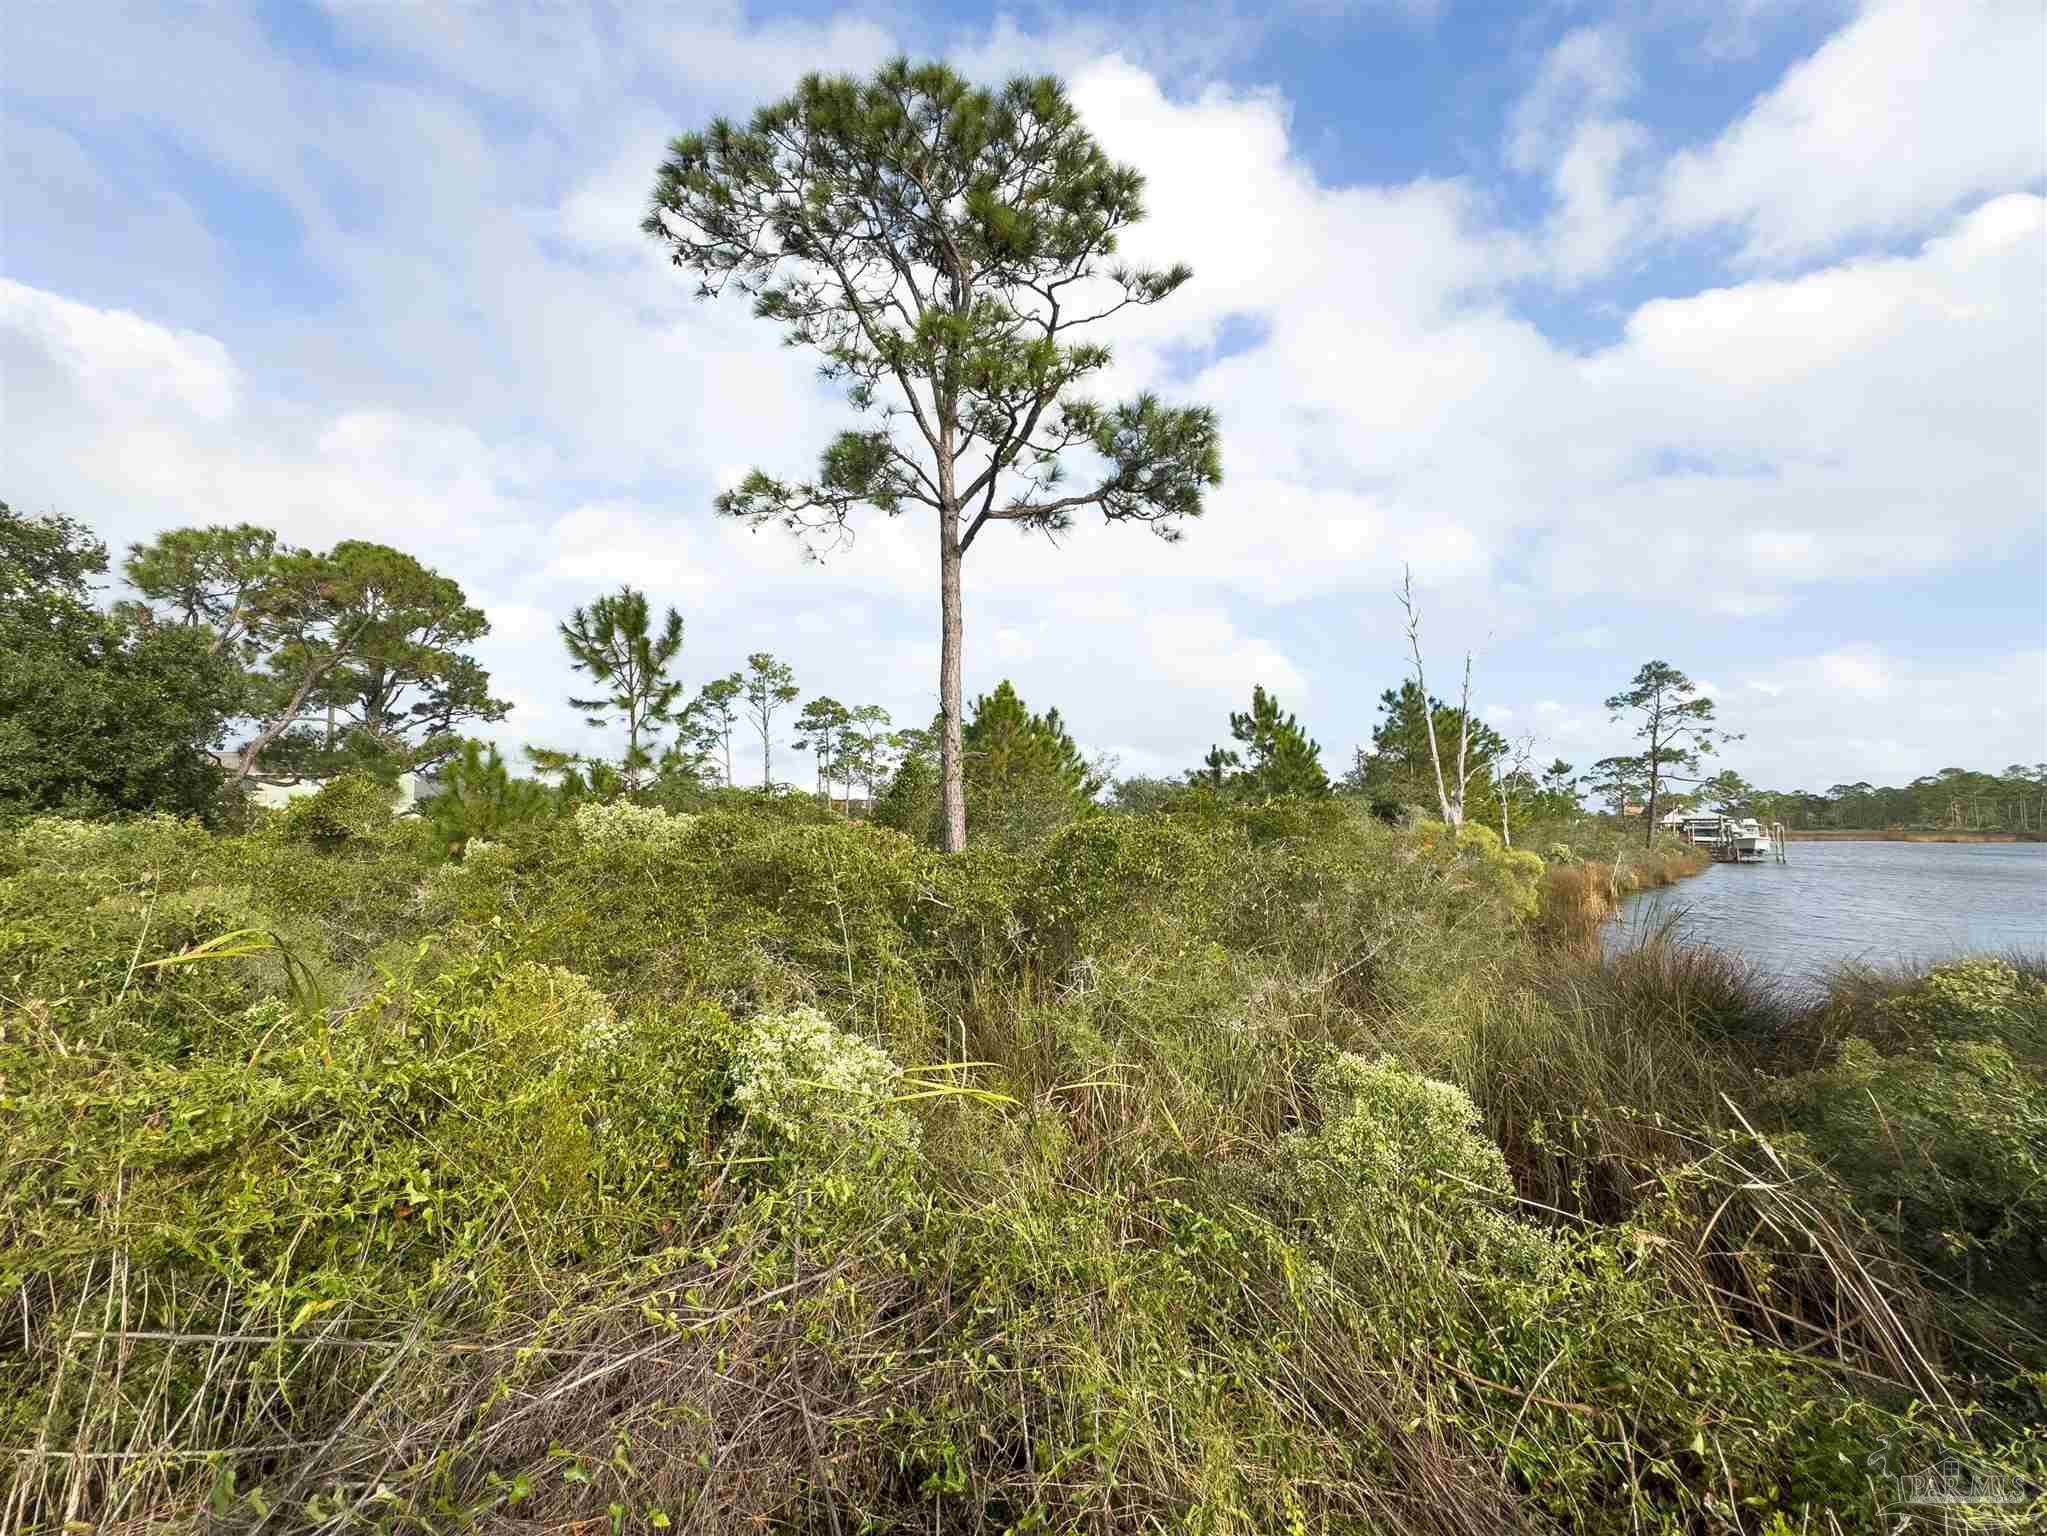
left=1651, top=765, right=2047, bottom=833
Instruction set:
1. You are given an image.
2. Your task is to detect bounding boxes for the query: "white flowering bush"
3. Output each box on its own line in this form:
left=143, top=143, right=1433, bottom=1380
left=14, top=816, right=120, bottom=865
left=730, top=1005, right=919, bottom=1172
left=572, top=800, right=697, bottom=855
left=1286, top=1052, right=1556, bottom=1274
left=485, top=962, right=621, bottom=1056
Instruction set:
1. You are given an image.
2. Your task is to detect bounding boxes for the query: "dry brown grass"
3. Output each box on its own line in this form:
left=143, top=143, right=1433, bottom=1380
left=1532, top=846, right=1706, bottom=947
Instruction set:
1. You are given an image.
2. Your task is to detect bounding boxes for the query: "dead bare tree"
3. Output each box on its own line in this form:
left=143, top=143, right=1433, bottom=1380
left=1398, top=566, right=1477, bottom=828
left=1497, top=730, right=1541, bottom=848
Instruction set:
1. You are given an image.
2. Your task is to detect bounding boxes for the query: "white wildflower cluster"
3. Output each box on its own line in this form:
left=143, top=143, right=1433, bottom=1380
left=730, top=1006, right=918, bottom=1166
left=491, top=962, right=623, bottom=1055
left=572, top=800, right=697, bottom=855
left=1308, top=1053, right=1513, bottom=1199
left=1289, top=1052, right=1557, bottom=1274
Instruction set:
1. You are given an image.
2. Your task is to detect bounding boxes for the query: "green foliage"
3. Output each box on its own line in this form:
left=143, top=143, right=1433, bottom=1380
left=1213, top=683, right=1329, bottom=800
left=1417, top=819, right=1547, bottom=920
left=4, top=801, right=2038, bottom=1533
left=646, top=59, right=1220, bottom=548
left=428, top=739, right=552, bottom=857
left=961, top=680, right=1103, bottom=847
left=125, top=530, right=510, bottom=784
left=557, top=585, right=687, bottom=788
left=1345, top=679, right=1505, bottom=817
left=279, top=771, right=399, bottom=849
left=1105, top=773, right=1182, bottom=815
left=0, top=503, right=235, bottom=822
left=1747, top=763, right=2047, bottom=834
left=791, top=694, right=851, bottom=798
left=873, top=746, right=940, bottom=840
left=683, top=672, right=745, bottom=786
left=1767, top=960, right=2047, bottom=1354
left=1874, top=955, right=2047, bottom=1054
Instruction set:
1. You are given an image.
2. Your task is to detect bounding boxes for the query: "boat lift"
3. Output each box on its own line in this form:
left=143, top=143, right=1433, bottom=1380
left=1677, top=815, right=1788, bottom=863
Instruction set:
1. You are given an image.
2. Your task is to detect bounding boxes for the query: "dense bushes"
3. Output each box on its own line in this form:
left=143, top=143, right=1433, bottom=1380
left=3, top=804, right=2042, bottom=1532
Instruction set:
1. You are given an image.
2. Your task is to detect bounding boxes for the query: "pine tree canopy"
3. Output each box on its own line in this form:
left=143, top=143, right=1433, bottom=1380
left=1224, top=684, right=1330, bottom=800
left=963, top=680, right=1101, bottom=801
left=645, top=56, right=1221, bottom=850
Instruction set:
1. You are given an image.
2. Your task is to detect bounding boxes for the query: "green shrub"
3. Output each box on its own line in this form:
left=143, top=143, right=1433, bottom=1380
left=1875, top=955, right=2047, bottom=1055
left=1285, top=1052, right=1555, bottom=1276
left=1769, top=1035, right=2047, bottom=1325
left=279, top=771, right=398, bottom=848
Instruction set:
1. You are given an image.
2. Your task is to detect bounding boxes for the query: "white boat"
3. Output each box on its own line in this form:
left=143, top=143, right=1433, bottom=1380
left=1726, top=818, right=1773, bottom=863
left=1677, top=814, right=1781, bottom=862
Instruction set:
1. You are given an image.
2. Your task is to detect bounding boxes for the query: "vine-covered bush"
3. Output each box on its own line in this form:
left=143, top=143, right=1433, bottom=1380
left=730, top=1005, right=919, bottom=1177
left=278, top=771, right=398, bottom=848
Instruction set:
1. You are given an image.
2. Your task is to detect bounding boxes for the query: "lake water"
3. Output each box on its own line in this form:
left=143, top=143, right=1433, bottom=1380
left=1606, top=841, right=2047, bottom=991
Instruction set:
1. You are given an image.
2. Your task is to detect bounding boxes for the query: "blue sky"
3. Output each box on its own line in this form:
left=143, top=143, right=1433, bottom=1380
left=4, top=0, right=2043, bottom=791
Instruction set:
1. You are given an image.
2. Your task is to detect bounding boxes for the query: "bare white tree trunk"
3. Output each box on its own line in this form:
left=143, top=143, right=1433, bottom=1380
left=1399, top=567, right=1463, bottom=827
left=1452, top=648, right=1474, bottom=825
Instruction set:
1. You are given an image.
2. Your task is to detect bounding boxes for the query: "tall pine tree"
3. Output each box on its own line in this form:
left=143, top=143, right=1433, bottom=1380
left=646, top=61, right=1221, bottom=851
left=558, top=586, right=686, bottom=790
left=1221, top=685, right=1328, bottom=800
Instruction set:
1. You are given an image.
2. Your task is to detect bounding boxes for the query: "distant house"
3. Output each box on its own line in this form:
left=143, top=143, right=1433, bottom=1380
left=1622, top=802, right=1647, bottom=817
left=829, top=796, right=875, bottom=819
left=211, top=752, right=433, bottom=814
left=1660, top=808, right=1689, bottom=830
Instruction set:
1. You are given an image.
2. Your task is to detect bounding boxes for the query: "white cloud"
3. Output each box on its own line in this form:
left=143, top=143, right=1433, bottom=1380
left=1145, top=609, right=1306, bottom=700
left=1, top=280, right=238, bottom=420
left=0, top=283, right=539, bottom=566
left=1817, top=651, right=1890, bottom=696
left=545, top=502, right=717, bottom=600
left=1506, top=26, right=1651, bottom=282
left=4, top=1, right=2041, bottom=792
left=1660, top=0, right=2047, bottom=265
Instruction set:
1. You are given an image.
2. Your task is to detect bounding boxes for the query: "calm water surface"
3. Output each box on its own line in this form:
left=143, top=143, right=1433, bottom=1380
left=1606, top=841, right=2047, bottom=990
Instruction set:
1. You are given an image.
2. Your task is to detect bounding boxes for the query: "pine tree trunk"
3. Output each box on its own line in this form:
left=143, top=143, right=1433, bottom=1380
left=939, top=512, right=967, bottom=854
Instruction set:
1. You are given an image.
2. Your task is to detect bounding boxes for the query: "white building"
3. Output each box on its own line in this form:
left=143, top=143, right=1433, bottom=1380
left=213, top=753, right=430, bottom=814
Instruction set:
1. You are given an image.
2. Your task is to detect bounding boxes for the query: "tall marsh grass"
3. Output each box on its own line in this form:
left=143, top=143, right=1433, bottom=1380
left=1532, top=842, right=1708, bottom=947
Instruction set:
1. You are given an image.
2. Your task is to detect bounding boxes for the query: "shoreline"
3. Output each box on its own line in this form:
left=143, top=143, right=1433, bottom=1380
left=1782, top=829, right=2041, bottom=844
left=1536, top=844, right=1710, bottom=945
